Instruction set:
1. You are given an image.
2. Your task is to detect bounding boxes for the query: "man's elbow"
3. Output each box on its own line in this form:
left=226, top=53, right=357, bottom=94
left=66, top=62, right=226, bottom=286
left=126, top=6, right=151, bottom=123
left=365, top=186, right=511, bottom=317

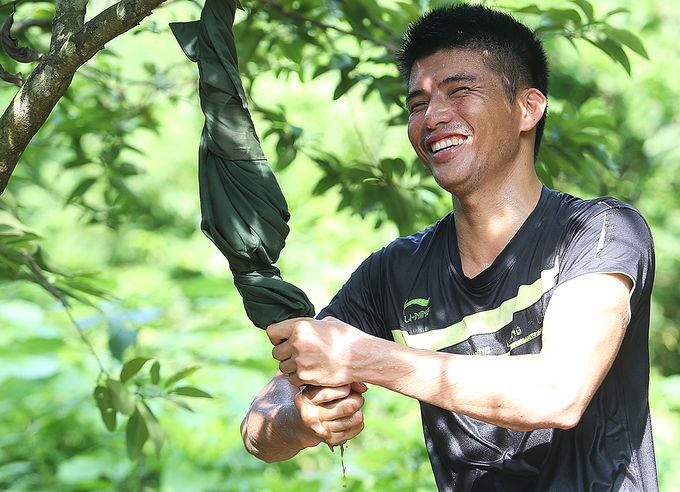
left=545, top=389, right=591, bottom=430
left=551, top=408, right=583, bottom=430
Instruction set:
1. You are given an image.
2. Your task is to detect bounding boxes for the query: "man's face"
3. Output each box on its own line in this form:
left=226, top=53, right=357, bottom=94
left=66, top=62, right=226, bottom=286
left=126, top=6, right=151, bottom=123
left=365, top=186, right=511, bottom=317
left=406, top=48, right=525, bottom=196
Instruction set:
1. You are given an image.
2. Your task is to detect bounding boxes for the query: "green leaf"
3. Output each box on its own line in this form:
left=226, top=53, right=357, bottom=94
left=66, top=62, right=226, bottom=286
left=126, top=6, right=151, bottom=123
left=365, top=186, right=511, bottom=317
left=380, top=158, right=407, bottom=179
left=107, top=378, right=136, bottom=415
left=93, top=385, right=117, bottom=432
left=65, top=178, right=97, bottom=204
left=544, top=8, right=582, bottom=26
left=604, top=7, right=629, bottom=18
left=150, top=360, right=160, bottom=385
left=126, top=408, right=149, bottom=460
left=136, top=401, right=164, bottom=458
left=120, top=356, right=153, bottom=383
left=114, top=162, right=143, bottom=177
left=601, top=25, right=649, bottom=59
left=162, top=365, right=201, bottom=390
left=108, top=321, right=137, bottom=361
left=170, top=386, right=214, bottom=399
left=584, top=35, right=631, bottom=74
left=275, top=136, right=297, bottom=170
left=571, top=0, right=594, bottom=22
left=161, top=393, right=194, bottom=412
left=333, top=71, right=360, bottom=100
left=512, top=5, right=545, bottom=16
left=312, top=175, right=338, bottom=196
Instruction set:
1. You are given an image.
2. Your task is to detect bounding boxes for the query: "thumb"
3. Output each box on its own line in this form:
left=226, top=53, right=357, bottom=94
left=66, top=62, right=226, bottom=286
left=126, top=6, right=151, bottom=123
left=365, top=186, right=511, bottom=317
left=351, top=382, right=368, bottom=394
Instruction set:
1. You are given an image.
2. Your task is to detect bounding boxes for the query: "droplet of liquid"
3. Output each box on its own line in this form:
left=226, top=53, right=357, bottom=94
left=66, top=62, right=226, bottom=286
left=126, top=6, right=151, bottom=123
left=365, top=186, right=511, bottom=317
left=340, top=444, right=347, bottom=487
left=329, top=443, right=349, bottom=488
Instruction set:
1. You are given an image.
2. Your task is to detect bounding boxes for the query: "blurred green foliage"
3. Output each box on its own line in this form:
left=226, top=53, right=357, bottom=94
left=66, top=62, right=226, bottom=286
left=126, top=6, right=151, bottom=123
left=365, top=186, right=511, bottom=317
left=0, top=0, right=679, bottom=490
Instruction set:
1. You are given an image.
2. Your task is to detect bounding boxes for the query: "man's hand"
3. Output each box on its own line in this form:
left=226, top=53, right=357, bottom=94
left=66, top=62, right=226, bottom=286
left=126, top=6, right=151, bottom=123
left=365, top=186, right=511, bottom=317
left=295, top=383, right=368, bottom=447
left=267, top=317, right=367, bottom=387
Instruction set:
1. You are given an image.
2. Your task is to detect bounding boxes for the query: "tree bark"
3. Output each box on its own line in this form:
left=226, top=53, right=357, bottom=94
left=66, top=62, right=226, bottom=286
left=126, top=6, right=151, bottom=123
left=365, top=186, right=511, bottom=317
left=0, top=0, right=167, bottom=195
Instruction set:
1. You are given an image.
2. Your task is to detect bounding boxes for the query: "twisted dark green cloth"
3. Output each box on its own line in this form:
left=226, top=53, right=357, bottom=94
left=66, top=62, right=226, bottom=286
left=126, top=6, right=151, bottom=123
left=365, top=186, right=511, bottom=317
left=171, top=0, right=315, bottom=329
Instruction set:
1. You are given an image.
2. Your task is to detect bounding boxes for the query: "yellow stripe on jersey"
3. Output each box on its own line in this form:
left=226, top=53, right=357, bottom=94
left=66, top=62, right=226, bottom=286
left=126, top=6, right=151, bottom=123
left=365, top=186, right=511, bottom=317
left=391, top=260, right=560, bottom=351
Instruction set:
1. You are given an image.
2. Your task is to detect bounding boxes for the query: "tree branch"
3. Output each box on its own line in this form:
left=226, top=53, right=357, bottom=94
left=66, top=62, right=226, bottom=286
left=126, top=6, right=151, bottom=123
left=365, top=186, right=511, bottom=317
left=0, top=0, right=167, bottom=195
left=50, top=0, right=88, bottom=54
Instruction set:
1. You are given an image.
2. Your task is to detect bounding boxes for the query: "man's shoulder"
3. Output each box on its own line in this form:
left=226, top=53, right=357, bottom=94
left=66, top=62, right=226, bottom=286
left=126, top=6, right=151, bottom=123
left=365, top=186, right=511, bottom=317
left=379, top=212, right=455, bottom=259
left=543, top=188, right=646, bottom=224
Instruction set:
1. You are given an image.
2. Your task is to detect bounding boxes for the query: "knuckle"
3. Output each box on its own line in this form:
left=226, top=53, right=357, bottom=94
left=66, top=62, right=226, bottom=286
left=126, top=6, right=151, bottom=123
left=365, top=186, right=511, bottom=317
left=341, top=399, right=359, bottom=415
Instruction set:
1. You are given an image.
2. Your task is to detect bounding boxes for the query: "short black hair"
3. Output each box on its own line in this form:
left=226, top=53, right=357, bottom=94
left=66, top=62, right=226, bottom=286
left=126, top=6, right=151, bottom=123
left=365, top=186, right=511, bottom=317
left=396, top=3, right=549, bottom=162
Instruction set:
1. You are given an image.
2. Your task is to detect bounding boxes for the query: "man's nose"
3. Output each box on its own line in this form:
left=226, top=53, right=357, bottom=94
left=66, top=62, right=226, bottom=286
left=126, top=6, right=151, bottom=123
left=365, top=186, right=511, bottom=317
left=424, top=97, right=454, bottom=129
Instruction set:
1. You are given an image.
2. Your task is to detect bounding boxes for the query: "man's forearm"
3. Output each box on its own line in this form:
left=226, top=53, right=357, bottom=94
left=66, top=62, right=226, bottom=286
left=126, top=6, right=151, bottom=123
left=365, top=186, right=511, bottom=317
left=241, top=373, right=321, bottom=463
left=351, top=273, right=631, bottom=431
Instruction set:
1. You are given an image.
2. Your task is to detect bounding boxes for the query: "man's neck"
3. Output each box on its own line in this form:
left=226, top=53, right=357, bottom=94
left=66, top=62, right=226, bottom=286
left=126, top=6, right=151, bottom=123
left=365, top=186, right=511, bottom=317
left=453, top=176, right=543, bottom=279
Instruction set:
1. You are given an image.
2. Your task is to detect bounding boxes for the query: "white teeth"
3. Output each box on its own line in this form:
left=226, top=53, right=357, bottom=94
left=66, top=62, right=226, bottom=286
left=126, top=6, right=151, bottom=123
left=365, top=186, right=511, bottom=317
left=431, top=137, right=465, bottom=152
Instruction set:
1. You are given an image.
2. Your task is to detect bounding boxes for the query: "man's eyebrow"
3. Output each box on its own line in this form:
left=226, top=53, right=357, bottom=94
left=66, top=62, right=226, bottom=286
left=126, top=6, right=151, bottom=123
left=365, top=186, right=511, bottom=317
left=406, top=73, right=478, bottom=106
left=439, top=73, right=477, bottom=87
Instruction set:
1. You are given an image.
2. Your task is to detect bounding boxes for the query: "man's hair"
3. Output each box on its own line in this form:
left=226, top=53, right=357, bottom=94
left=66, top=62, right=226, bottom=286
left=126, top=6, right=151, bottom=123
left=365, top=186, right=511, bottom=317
left=396, top=3, right=549, bottom=162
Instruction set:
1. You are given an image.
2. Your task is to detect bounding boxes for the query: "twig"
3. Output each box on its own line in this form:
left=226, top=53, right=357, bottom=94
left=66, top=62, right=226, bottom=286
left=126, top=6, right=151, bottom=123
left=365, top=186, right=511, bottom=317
left=0, top=0, right=23, bottom=11
left=20, top=248, right=108, bottom=376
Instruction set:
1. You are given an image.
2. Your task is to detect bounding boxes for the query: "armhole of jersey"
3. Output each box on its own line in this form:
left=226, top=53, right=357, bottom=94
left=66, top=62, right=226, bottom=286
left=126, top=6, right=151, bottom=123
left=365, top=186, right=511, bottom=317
left=559, top=270, right=636, bottom=325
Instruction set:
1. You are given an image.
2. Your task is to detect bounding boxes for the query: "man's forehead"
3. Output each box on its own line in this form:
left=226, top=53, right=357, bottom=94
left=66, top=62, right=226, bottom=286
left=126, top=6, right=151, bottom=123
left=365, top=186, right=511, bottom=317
left=407, top=48, right=491, bottom=90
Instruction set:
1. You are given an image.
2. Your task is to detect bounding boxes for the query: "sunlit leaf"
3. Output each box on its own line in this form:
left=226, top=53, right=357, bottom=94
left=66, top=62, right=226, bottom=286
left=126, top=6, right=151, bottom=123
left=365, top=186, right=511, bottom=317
left=108, top=321, right=137, bottom=361
left=125, top=407, right=149, bottom=460
left=161, top=393, right=194, bottom=412
left=135, top=401, right=164, bottom=458
left=120, top=356, right=153, bottom=383
left=600, top=25, right=649, bottom=59
left=584, top=35, right=631, bottom=75
left=170, top=386, right=213, bottom=399
left=107, top=378, right=136, bottom=415
left=150, top=360, right=161, bottom=385
left=66, top=178, right=97, bottom=204
left=93, top=385, right=117, bottom=432
left=544, top=8, right=582, bottom=26
left=571, top=0, right=594, bottom=22
left=312, top=175, right=338, bottom=196
left=162, top=365, right=201, bottom=390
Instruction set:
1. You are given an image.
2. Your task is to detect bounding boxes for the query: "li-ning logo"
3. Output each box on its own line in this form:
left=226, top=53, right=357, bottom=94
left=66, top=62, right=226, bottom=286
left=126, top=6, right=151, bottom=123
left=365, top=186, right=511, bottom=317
left=403, top=297, right=430, bottom=323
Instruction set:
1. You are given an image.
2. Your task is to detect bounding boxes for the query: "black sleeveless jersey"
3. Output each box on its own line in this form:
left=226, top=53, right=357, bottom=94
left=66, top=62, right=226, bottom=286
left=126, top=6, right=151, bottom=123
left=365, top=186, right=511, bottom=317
left=319, top=186, right=658, bottom=491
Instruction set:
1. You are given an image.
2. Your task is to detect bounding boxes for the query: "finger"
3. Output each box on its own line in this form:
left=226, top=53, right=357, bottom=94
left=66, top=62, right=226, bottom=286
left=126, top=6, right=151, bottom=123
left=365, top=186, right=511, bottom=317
left=324, top=415, right=365, bottom=446
left=266, top=319, right=296, bottom=346
left=271, top=341, right=291, bottom=362
left=318, top=393, right=365, bottom=421
left=351, top=382, right=368, bottom=394
left=325, top=410, right=364, bottom=433
left=305, top=385, right=352, bottom=404
left=278, top=359, right=297, bottom=376
left=287, top=371, right=304, bottom=388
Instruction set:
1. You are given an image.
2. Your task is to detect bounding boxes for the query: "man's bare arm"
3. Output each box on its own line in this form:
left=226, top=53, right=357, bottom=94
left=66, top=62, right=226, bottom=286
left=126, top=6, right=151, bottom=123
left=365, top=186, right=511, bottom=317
left=241, top=372, right=366, bottom=462
left=269, top=272, right=632, bottom=431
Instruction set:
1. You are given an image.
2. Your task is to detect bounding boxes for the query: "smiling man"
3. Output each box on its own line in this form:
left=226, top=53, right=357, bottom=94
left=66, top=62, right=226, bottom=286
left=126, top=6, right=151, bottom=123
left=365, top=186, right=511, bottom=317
left=241, top=4, right=658, bottom=491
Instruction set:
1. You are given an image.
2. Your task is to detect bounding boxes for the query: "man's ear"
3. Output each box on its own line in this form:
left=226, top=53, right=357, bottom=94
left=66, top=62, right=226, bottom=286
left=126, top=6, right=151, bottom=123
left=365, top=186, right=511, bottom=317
left=519, top=88, right=547, bottom=132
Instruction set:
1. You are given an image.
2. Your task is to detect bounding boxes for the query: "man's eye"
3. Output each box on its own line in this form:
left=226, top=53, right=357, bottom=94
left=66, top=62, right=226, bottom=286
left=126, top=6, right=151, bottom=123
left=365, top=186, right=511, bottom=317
left=409, top=102, right=427, bottom=113
left=450, top=87, right=471, bottom=96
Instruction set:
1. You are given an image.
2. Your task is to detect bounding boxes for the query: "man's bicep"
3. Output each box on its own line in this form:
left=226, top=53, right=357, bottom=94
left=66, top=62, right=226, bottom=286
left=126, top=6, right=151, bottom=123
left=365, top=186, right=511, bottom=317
left=539, top=273, right=632, bottom=413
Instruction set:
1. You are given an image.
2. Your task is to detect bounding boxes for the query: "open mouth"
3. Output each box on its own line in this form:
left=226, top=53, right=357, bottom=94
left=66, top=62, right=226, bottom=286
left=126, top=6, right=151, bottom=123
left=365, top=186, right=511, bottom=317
left=431, top=136, right=466, bottom=153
